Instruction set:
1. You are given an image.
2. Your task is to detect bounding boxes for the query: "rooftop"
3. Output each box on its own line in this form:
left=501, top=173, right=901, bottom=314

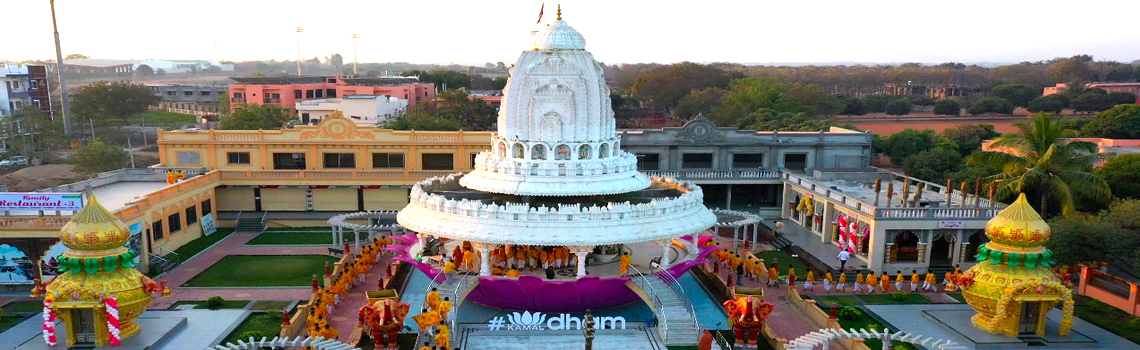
left=782, top=168, right=1003, bottom=219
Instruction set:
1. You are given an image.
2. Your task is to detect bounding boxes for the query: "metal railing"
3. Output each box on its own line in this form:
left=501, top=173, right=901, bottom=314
left=414, top=269, right=448, bottom=348
left=234, top=211, right=243, bottom=227
left=642, top=169, right=781, bottom=180
left=658, top=270, right=700, bottom=342
left=449, top=273, right=474, bottom=348
left=259, top=211, right=268, bottom=229
left=628, top=265, right=670, bottom=344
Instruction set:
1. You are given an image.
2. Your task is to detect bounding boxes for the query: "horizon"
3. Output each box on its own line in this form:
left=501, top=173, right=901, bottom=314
left=4, top=0, right=1140, bottom=65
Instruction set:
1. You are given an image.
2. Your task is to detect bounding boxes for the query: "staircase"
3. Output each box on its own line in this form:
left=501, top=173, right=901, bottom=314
left=419, top=273, right=479, bottom=349
left=770, top=234, right=794, bottom=250
left=629, top=269, right=700, bottom=346
left=235, top=211, right=266, bottom=233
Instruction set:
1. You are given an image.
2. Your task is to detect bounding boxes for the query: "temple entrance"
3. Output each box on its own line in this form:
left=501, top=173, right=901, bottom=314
left=1019, top=302, right=1042, bottom=334
left=71, top=308, right=97, bottom=344
left=930, top=232, right=953, bottom=267
left=892, top=231, right=920, bottom=262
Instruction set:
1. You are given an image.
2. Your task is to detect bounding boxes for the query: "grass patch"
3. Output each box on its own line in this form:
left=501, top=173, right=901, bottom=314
left=809, top=295, right=863, bottom=307
left=857, top=293, right=931, bottom=305
left=167, top=300, right=249, bottom=310
left=184, top=255, right=338, bottom=287
left=1073, top=295, right=1140, bottom=345
left=172, top=228, right=235, bottom=260
left=222, top=312, right=283, bottom=344
left=246, top=231, right=339, bottom=245
left=754, top=250, right=811, bottom=277
left=250, top=300, right=297, bottom=311
left=0, top=300, right=42, bottom=333
left=836, top=307, right=890, bottom=349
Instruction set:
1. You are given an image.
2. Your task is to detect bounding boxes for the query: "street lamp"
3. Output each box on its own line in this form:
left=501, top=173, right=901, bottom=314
left=351, top=34, right=359, bottom=76
left=296, top=27, right=304, bottom=75
left=48, top=0, right=74, bottom=139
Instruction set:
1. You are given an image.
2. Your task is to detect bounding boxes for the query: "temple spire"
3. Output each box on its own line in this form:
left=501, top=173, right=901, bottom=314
left=557, top=4, right=562, bottom=20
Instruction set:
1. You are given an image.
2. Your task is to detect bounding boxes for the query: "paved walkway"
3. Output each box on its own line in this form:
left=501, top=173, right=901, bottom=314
left=152, top=231, right=332, bottom=309
left=325, top=252, right=393, bottom=340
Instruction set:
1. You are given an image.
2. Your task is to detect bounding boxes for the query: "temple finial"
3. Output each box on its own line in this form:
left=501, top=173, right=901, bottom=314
left=557, top=4, right=562, bottom=20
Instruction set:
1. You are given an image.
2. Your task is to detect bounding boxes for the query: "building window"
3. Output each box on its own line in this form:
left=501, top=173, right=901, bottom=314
left=295, top=90, right=302, bottom=99
left=185, top=206, right=198, bottom=226
left=200, top=91, right=211, bottom=96
left=177, top=152, right=201, bottom=165
left=201, top=199, right=212, bottom=216
left=636, top=154, right=660, bottom=170
left=732, top=153, right=764, bottom=169
left=470, top=153, right=478, bottom=168
left=183, top=91, right=194, bottom=96
left=682, top=153, right=713, bottom=169
left=273, top=153, right=306, bottom=170
left=323, top=153, right=356, bottom=168
left=421, top=154, right=454, bottom=170
left=152, top=221, right=164, bottom=241
left=327, top=89, right=336, bottom=97
left=226, top=152, right=251, bottom=164
left=306, top=90, right=314, bottom=99
left=168, top=213, right=182, bottom=234
left=783, top=153, right=807, bottom=171
left=315, top=89, right=324, bottom=98
left=372, top=153, right=405, bottom=169
left=166, top=91, right=176, bottom=96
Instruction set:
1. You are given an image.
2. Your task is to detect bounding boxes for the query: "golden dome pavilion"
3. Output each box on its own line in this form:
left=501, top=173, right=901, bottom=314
left=43, top=196, right=157, bottom=347
left=961, top=193, right=1074, bottom=338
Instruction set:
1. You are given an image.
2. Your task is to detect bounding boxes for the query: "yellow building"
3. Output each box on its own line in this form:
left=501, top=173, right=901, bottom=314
left=961, top=193, right=1074, bottom=338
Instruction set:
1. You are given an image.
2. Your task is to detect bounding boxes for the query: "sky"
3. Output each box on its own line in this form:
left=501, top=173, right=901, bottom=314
left=5, top=0, right=1140, bottom=66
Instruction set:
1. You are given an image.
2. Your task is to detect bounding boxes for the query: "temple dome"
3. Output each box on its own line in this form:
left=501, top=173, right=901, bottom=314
left=531, top=20, right=586, bottom=51
left=983, top=193, right=1051, bottom=251
left=59, top=196, right=131, bottom=253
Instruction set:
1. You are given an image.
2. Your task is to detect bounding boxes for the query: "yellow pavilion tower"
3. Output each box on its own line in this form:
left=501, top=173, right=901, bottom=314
left=42, top=196, right=156, bottom=346
left=961, top=193, right=1074, bottom=338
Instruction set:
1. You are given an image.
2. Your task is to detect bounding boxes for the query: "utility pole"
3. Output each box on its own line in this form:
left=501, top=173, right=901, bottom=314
left=214, top=40, right=218, bottom=63
left=351, top=34, right=359, bottom=76
left=296, top=27, right=304, bottom=75
left=126, top=136, right=135, bottom=168
left=49, top=0, right=74, bottom=139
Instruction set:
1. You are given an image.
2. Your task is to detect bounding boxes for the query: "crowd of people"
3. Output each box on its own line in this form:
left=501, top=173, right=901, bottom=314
left=413, top=287, right=454, bottom=350
left=305, top=236, right=392, bottom=340
left=438, top=241, right=581, bottom=279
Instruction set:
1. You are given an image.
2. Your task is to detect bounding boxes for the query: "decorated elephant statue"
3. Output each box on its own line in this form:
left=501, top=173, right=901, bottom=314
left=723, top=296, right=773, bottom=347
left=358, top=299, right=410, bottom=350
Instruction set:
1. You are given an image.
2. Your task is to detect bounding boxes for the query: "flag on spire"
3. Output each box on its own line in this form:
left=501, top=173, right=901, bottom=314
left=536, top=3, right=544, bottom=24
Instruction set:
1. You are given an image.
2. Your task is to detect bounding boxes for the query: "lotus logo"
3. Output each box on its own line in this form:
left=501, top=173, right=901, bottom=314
left=507, top=311, right=547, bottom=330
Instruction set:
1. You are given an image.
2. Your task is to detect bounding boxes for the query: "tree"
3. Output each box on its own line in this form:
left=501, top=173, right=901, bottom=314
left=380, top=108, right=463, bottom=131
left=64, top=53, right=89, bottom=59
left=631, top=62, right=737, bottom=110
left=675, top=88, right=725, bottom=120
left=989, top=84, right=1039, bottom=107
left=880, top=129, right=936, bottom=164
left=968, top=113, right=1111, bottom=217
left=1027, top=95, right=1068, bottom=113
left=903, top=148, right=963, bottom=183
left=1071, top=90, right=1113, bottom=113
left=136, top=64, right=154, bottom=76
left=1047, top=55, right=1094, bottom=82
left=968, top=97, right=1014, bottom=115
left=0, top=106, right=67, bottom=159
left=710, top=77, right=834, bottom=127
left=1049, top=200, right=1140, bottom=276
left=884, top=98, right=912, bottom=116
left=70, top=81, right=161, bottom=123
left=1082, top=104, right=1140, bottom=139
left=326, top=54, right=344, bottom=72
left=941, top=124, right=1000, bottom=156
left=933, top=99, right=960, bottom=116
left=611, top=93, right=641, bottom=127
left=838, top=97, right=868, bottom=116
left=217, top=104, right=293, bottom=130
left=434, top=90, right=496, bottom=130
left=862, top=95, right=893, bottom=113
left=495, top=62, right=507, bottom=71
left=69, top=141, right=129, bottom=175
left=401, top=70, right=472, bottom=90
left=1107, top=91, right=1137, bottom=106
left=1096, top=155, right=1140, bottom=199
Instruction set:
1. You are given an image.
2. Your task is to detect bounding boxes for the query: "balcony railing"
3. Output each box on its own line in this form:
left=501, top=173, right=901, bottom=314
left=641, top=169, right=780, bottom=180
left=231, top=97, right=246, bottom=103
left=781, top=170, right=999, bottom=220
left=263, top=98, right=282, bottom=104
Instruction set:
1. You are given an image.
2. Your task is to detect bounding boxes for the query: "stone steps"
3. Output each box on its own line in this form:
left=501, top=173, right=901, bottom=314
left=642, top=275, right=701, bottom=346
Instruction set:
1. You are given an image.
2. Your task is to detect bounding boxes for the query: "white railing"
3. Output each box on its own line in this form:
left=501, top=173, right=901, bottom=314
left=658, top=271, right=700, bottom=342
left=407, top=173, right=707, bottom=224
left=472, top=150, right=640, bottom=178
left=781, top=171, right=1000, bottom=219
left=206, top=335, right=358, bottom=350
left=642, top=170, right=780, bottom=179
left=628, top=265, right=670, bottom=344
left=327, top=211, right=403, bottom=232
left=786, top=328, right=968, bottom=350
left=448, top=273, right=474, bottom=347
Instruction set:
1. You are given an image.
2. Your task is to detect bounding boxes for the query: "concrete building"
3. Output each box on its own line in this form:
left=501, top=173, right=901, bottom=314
left=295, top=95, right=407, bottom=126
left=42, top=58, right=233, bottom=76
left=229, top=76, right=433, bottom=114
left=619, top=116, right=873, bottom=217
left=146, top=84, right=227, bottom=117
left=0, top=63, right=52, bottom=117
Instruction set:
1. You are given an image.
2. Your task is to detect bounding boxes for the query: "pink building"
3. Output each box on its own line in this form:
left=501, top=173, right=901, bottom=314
left=229, top=76, right=435, bottom=112
left=982, top=137, right=1140, bottom=167
left=1043, top=82, right=1140, bottom=103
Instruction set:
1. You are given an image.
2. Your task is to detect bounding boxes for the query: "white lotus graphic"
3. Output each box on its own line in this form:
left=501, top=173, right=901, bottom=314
left=507, top=311, right=547, bottom=327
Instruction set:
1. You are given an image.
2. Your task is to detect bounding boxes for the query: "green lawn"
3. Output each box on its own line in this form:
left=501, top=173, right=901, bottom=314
left=172, top=228, right=235, bottom=260
left=183, top=255, right=339, bottom=287
left=754, top=250, right=811, bottom=277
left=836, top=308, right=897, bottom=349
left=856, top=293, right=932, bottom=305
left=1073, top=295, right=1140, bottom=345
left=246, top=231, right=340, bottom=245
left=167, top=300, right=249, bottom=310
left=222, top=312, right=283, bottom=343
left=0, top=301, right=42, bottom=333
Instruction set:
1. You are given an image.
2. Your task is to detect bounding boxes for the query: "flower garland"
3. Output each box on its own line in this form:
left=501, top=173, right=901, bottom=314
left=983, top=279, right=1074, bottom=336
left=42, top=293, right=57, bottom=346
left=105, top=295, right=121, bottom=346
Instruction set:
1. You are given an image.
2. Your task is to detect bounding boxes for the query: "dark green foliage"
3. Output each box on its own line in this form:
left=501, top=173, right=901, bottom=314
left=933, top=99, right=960, bottom=116
left=838, top=96, right=868, bottom=116
left=990, top=84, right=1039, bottom=107
left=69, top=140, right=129, bottom=175
left=1072, top=89, right=1114, bottom=113
left=862, top=95, right=893, bottom=113
left=206, top=296, right=225, bottom=310
left=890, top=291, right=908, bottom=301
left=631, top=62, right=738, bottom=109
left=381, top=90, right=495, bottom=131
left=1027, top=94, right=1069, bottom=113
left=1096, top=155, right=1140, bottom=199
left=1107, top=91, right=1138, bottom=106
left=884, top=98, right=912, bottom=116
left=837, top=307, right=863, bottom=321
left=70, top=81, right=162, bottom=123
left=968, top=97, right=1015, bottom=115
left=903, top=148, right=963, bottom=183
left=880, top=129, right=935, bottom=164
left=1083, top=104, right=1140, bottom=138
left=218, top=104, right=293, bottom=130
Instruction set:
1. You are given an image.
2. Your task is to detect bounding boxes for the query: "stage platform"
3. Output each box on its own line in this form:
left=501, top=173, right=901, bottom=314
left=3, top=309, right=247, bottom=350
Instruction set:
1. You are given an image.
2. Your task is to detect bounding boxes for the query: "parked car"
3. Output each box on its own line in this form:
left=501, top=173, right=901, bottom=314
left=0, top=156, right=29, bottom=167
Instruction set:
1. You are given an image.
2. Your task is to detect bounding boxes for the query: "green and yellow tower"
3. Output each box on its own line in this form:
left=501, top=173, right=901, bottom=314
left=961, top=193, right=1074, bottom=337
left=43, top=196, right=155, bottom=346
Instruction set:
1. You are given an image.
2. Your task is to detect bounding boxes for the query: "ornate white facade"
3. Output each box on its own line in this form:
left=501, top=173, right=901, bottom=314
left=459, top=18, right=650, bottom=196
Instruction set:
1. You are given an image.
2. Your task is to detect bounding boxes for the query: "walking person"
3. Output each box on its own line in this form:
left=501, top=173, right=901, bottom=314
left=837, top=250, right=850, bottom=272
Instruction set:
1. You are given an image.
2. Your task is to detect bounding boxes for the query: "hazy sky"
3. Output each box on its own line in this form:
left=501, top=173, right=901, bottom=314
left=5, top=0, right=1140, bottom=65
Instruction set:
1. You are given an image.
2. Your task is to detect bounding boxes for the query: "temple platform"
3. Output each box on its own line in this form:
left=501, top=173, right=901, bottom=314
left=455, top=322, right=663, bottom=350
left=431, top=239, right=689, bottom=280
left=865, top=304, right=1139, bottom=350
left=4, top=309, right=247, bottom=350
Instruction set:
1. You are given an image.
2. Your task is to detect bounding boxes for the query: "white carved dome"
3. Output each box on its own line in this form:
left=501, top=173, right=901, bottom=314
left=531, top=20, right=586, bottom=51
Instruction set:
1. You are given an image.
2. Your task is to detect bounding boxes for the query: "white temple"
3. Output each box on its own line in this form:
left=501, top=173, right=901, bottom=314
left=397, top=11, right=716, bottom=277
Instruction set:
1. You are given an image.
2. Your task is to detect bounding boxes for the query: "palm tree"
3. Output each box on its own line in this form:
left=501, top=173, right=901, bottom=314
left=968, top=113, right=1111, bottom=217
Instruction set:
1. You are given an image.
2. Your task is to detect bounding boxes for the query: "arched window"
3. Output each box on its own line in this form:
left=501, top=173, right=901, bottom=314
left=578, top=144, right=591, bottom=160
left=599, top=143, right=610, bottom=159
left=513, top=143, right=525, bottom=159
left=555, top=145, right=571, bottom=160
left=496, top=142, right=507, bottom=157
left=531, top=144, right=547, bottom=160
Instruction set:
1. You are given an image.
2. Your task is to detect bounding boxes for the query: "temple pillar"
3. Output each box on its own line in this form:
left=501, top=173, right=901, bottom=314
left=353, top=228, right=360, bottom=252
left=691, top=232, right=701, bottom=257
left=478, top=248, right=491, bottom=277
left=660, top=239, right=672, bottom=269
left=732, top=226, right=740, bottom=254
left=752, top=223, right=759, bottom=253
left=570, top=246, right=593, bottom=278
